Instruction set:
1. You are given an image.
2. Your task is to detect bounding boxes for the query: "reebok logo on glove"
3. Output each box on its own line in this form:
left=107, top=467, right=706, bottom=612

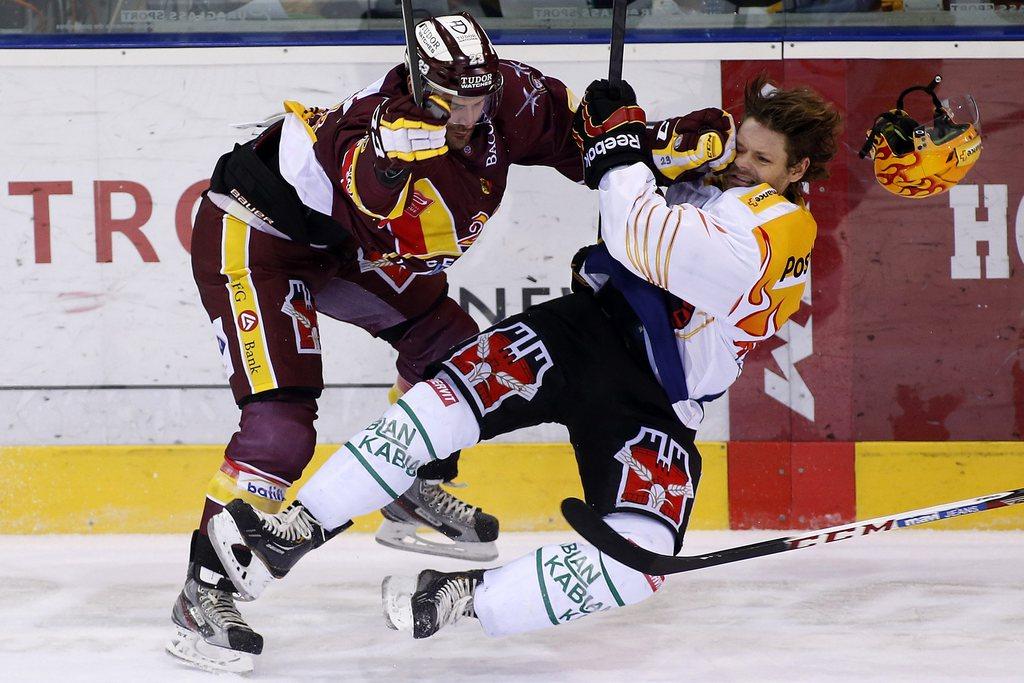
left=572, top=78, right=650, bottom=189
left=582, top=132, right=643, bottom=170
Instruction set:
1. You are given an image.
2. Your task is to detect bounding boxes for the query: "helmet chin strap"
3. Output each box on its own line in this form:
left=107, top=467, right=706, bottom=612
left=896, top=74, right=957, bottom=133
left=860, top=74, right=950, bottom=159
left=895, top=74, right=944, bottom=116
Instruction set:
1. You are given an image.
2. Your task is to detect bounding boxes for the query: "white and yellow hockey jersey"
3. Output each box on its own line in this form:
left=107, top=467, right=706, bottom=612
left=593, top=162, right=817, bottom=428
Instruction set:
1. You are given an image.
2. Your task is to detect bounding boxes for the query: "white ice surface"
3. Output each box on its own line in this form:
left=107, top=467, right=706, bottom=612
left=2, top=531, right=1022, bottom=682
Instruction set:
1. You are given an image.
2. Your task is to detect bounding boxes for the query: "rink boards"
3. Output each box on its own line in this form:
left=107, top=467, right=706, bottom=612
left=2, top=440, right=1023, bottom=533
left=2, top=43, right=1024, bottom=535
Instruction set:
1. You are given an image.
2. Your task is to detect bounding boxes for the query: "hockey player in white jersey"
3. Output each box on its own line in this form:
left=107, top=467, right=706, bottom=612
left=207, top=75, right=841, bottom=647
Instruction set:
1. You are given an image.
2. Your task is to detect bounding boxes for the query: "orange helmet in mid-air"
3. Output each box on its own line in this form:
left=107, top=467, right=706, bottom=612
left=859, top=75, right=982, bottom=199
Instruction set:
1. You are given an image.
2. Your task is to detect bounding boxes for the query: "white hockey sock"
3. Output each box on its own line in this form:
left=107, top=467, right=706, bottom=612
left=298, top=376, right=480, bottom=530
left=473, top=513, right=673, bottom=637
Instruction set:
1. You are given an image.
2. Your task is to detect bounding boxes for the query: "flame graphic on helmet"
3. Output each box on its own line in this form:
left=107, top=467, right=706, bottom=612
left=871, top=136, right=970, bottom=199
left=861, top=75, right=983, bottom=200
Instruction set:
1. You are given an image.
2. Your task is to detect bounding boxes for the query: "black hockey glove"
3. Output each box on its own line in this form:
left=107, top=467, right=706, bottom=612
left=572, top=79, right=649, bottom=190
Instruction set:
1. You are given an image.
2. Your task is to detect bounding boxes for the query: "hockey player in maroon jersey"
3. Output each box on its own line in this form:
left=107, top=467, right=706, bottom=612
left=167, top=13, right=588, bottom=672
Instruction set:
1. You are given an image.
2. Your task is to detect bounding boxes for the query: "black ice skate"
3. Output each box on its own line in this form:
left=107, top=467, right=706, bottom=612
left=167, top=564, right=263, bottom=674
left=382, top=568, right=485, bottom=639
left=376, top=478, right=499, bottom=561
left=208, top=499, right=341, bottom=601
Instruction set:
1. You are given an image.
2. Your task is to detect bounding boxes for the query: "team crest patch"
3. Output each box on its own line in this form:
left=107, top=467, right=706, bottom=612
left=357, top=247, right=418, bottom=293
left=281, top=280, right=321, bottom=354
left=445, top=322, right=553, bottom=414
left=614, top=428, right=695, bottom=529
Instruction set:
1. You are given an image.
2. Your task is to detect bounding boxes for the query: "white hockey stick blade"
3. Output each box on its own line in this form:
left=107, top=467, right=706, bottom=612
left=229, top=112, right=287, bottom=130
left=563, top=486, right=1024, bottom=576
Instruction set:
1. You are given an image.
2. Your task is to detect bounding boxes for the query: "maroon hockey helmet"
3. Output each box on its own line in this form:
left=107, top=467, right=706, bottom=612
left=413, top=13, right=503, bottom=100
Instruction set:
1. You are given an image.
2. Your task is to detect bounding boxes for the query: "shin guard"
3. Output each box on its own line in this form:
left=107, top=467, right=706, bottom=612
left=473, top=513, right=673, bottom=637
left=298, top=377, right=480, bottom=530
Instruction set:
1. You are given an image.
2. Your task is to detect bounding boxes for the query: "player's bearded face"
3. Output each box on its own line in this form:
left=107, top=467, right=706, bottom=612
left=721, top=117, right=808, bottom=195
left=441, top=94, right=488, bottom=148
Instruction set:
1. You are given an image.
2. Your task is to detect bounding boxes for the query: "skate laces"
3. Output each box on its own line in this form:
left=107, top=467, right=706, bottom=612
left=421, top=481, right=477, bottom=524
left=258, top=503, right=316, bottom=543
left=433, top=575, right=477, bottom=624
left=198, top=586, right=250, bottom=630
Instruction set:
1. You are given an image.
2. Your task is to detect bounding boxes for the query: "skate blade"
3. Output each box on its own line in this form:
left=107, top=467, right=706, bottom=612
left=381, top=574, right=417, bottom=632
left=375, top=520, right=498, bottom=562
left=208, top=510, right=274, bottom=602
left=167, top=625, right=255, bottom=674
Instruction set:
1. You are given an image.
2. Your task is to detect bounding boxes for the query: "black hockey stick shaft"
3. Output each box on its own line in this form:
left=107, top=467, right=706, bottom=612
left=562, top=486, right=1024, bottom=576
left=594, top=0, right=628, bottom=243
left=401, top=0, right=424, bottom=106
left=608, top=0, right=627, bottom=86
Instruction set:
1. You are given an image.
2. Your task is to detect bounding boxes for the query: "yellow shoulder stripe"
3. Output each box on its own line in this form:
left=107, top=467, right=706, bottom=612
left=345, top=138, right=412, bottom=221
left=284, top=100, right=318, bottom=143
left=566, top=86, right=579, bottom=113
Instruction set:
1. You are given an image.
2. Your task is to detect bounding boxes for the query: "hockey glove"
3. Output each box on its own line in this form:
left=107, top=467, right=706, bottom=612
left=370, top=94, right=451, bottom=172
left=572, top=79, right=649, bottom=190
left=649, top=108, right=736, bottom=184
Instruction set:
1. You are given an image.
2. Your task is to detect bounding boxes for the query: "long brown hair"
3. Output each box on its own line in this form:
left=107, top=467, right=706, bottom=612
left=743, top=74, right=842, bottom=186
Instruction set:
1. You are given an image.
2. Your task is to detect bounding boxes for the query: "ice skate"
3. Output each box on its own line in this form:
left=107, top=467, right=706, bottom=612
left=382, top=568, right=485, bottom=638
left=375, top=478, right=499, bottom=561
left=209, top=499, right=340, bottom=601
left=166, top=569, right=262, bottom=674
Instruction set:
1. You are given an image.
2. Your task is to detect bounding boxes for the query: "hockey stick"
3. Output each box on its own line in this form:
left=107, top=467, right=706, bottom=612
left=608, top=0, right=627, bottom=87
left=561, top=486, right=1024, bottom=576
left=593, top=0, right=628, bottom=243
left=400, top=0, right=424, bottom=106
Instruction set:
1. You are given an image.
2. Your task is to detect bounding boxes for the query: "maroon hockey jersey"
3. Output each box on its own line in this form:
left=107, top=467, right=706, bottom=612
left=276, top=60, right=584, bottom=275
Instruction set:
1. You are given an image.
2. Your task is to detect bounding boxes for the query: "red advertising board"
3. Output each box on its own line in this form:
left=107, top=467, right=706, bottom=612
left=723, top=59, right=1024, bottom=442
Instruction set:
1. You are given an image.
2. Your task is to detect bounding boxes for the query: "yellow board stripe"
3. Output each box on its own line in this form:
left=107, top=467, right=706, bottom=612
left=221, top=215, right=278, bottom=394
left=4, top=440, right=1020, bottom=535
left=856, top=441, right=1024, bottom=530
left=689, top=442, right=729, bottom=530
left=0, top=442, right=728, bottom=534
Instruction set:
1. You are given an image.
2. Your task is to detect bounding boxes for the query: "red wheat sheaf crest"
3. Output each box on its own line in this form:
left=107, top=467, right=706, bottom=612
left=614, top=427, right=694, bottom=528
left=445, top=322, right=553, bottom=415
left=357, top=247, right=418, bottom=293
left=282, top=279, right=321, bottom=354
